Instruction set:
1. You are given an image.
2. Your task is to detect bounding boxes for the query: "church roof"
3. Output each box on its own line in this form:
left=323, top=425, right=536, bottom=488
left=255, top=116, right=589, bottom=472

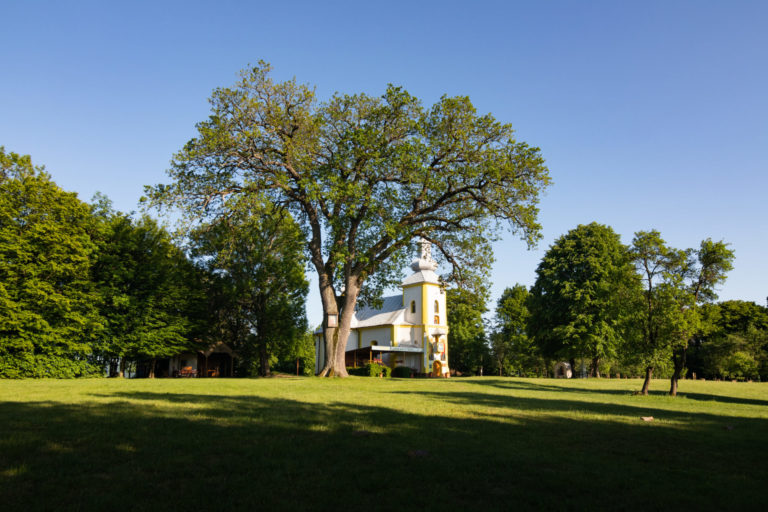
left=401, top=268, right=441, bottom=286
left=352, top=294, right=406, bottom=328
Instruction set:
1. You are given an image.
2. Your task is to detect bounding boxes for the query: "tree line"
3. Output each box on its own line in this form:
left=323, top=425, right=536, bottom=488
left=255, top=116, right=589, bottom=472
left=0, top=147, right=311, bottom=378
left=449, top=223, right=767, bottom=394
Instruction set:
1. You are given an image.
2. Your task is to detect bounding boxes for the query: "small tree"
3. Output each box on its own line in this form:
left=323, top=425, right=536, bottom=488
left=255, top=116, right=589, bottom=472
left=446, top=288, right=489, bottom=375
left=146, top=62, right=551, bottom=377
left=494, top=284, right=539, bottom=376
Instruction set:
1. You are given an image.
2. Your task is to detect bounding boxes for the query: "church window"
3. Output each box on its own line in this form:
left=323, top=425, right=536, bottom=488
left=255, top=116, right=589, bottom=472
left=434, top=315, right=440, bottom=324
left=410, top=300, right=416, bottom=314
left=434, top=300, right=439, bottom=314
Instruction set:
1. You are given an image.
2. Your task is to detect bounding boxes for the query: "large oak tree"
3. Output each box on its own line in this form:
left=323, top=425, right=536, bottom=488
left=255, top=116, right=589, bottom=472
left=147, top=63, right=551, bottom=376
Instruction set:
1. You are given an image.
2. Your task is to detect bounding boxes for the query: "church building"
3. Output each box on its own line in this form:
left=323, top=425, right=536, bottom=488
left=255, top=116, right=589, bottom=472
left=314, top=241, right=450, bottom=376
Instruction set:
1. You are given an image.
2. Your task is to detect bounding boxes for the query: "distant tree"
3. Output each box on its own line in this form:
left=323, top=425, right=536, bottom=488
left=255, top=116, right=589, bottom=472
left=689, top=300, right=767, bottom=380
left=630, top=232, right=734, bottom=395
left=0, top=147, right=102, bottom=378
left=529, top=223, right=640, bottom=377
left=494, top=284, right=540, bottom=376
left=446, top=288, right=489, bottom=375
left=667, top=239, right=734, bottom=395
left=630, top=230, right=680, bottom=394
left=146, top=62, right=551, bottom=377
left=189, top=195, right=308, bottom=377
left=91, top=209, right=206, bottom=378
left=274, top=330, right=316, bottom=376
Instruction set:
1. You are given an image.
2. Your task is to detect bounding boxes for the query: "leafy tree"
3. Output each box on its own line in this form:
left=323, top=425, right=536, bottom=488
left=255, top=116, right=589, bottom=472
left=630, top=230, right=682, bottom=394
left=146, top=62, right=551, bottom=377
left=690, top=301, right=768, bottom=380
left=667, top=239, right=734, bottom=395
left=0, top=147, right=103, bottom=378
left=630, top=232, right=734, bottom=395
left=91, top=209, right=206, bottom=378
left=494, top=284, right=542, bottom=376
left=446, top=288, right=489, bottom=375
left=528, top=223, right=640, bottom=377
left=189, top=195, right=308, bottom=376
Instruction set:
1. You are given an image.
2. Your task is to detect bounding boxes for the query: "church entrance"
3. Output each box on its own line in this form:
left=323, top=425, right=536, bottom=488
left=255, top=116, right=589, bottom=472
left=432, top=360, right=442, bottom=376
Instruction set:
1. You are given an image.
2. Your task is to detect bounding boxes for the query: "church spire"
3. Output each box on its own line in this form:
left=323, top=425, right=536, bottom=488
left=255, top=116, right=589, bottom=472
left=411, top=238, right=438, bottom=272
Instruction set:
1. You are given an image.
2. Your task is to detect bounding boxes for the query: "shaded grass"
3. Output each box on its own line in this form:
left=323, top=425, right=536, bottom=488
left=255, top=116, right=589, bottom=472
left=1, top=377, right=767, bottom=511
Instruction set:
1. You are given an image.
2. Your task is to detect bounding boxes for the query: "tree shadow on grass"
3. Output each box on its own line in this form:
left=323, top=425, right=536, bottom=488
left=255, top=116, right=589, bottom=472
left=459, top=378, right=768, bottom=407
left=1, top=391, right=767, bottom=512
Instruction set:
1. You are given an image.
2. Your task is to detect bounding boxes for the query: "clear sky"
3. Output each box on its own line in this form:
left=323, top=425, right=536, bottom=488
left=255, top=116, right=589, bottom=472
left=2, top=0, right=766, bottom=325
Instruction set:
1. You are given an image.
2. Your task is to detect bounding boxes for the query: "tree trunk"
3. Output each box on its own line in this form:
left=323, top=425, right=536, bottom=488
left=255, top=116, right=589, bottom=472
left=591, top=357, right=601, bottom=378
left=640, top=366, right=653, bottom=395
left=149, top=358, right=156, bottom=379
left=118, top=358, right=126, bottom=378
left=259, top=337, right=270, bottom=377
left=317, top=275, right=359, bottom=377
left=669, top=347, right=687, bottom=396
left=568, top=358, right=576, bottom=378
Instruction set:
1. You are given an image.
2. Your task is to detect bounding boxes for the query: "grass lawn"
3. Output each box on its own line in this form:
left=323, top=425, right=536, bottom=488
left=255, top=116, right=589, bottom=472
left=1, top=376, right=767, bottom=511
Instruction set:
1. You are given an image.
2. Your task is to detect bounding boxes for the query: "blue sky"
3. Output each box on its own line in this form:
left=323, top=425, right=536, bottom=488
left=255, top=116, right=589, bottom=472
left=2, top=0, right=766, bottom=324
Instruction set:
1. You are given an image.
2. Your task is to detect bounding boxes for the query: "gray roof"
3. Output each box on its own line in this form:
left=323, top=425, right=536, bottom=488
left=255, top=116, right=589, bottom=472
left=353, top=294, right=407, bottom=328
left=312, top=294, right=410, bottom=334
left=401, top=269, right=441, bottom=286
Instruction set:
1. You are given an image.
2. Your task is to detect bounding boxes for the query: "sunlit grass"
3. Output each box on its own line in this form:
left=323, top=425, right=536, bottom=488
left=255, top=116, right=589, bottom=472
left=1, top=376, right=767, bottom=511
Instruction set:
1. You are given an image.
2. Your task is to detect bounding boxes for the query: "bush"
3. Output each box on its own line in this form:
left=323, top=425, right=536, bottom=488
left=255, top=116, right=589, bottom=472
left=392, top=366, right=413, bottom=378
left=346, top=363, right=391, bottom=377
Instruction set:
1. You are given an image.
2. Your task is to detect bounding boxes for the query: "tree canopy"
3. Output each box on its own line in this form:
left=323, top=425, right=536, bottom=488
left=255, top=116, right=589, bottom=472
left=147, top=62, right=552, bottom=376
left=528, top=222, right=640, bottom=377
left=445, top=287, right=489, bottom=375
left=0, top=147, right=103, bottom=377
left=188, top=195, right=308, bottom=376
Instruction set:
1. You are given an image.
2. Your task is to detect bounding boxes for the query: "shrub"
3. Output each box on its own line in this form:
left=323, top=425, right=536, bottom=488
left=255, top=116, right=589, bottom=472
left=392, top=366, right=413, bottom=378
left=346, top=363, right=391, bottom=377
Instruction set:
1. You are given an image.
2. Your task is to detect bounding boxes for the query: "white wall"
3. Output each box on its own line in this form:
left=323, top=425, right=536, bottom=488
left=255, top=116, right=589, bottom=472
left=425, top=285, right=447, bottom=326
left=395, top=325, right=422, bottom=346
left=402, top=286, right=421, bottom=324
left=359, top=326, right=392, bottom=348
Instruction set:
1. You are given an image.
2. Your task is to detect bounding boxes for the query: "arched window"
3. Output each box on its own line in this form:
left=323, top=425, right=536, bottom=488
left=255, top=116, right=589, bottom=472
left=434, top=300, right=439, bottom=314
left=410, top=300, right=416, bottom=314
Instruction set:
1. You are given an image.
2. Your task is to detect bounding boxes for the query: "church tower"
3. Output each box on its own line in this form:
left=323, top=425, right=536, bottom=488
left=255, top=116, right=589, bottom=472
left=401, top=239, right=449, bottom=376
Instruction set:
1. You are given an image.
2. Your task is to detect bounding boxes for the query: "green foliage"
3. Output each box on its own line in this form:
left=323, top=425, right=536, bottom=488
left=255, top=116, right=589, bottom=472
left=529, top=223, right=640, bottom=374
left=629, top=231, right=734, bottom=392
left=493, top=284, right=544, bottom=376
left=690, top=301, right=768, bottom=380
left=349, top=362, right=392, bottom=378
left=273, top=331, right=316, bottom=376
left=188, top=195, right=308, bottom=376
left=446, top=288, right=489, bottom=375
left=91, top=211, right=206, bottom=366
left=391, top=366, right=413, bottom=378
left=0, top=147, right=103, bottom=377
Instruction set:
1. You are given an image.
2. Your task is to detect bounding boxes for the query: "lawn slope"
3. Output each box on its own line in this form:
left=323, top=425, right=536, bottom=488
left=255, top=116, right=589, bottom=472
left=1, top=377, right=766, bottom=511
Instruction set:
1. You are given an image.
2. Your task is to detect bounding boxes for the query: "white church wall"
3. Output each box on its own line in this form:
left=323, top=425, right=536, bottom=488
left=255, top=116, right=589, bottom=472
left=425, top=285, right=446, bottom=326
left=359, top=326, right=392, bottom=349
left=345, top=329, right=359, bottom=352
left=402, top=286, right=421, bottom=324
left=395, top=325, right=422, bottom=346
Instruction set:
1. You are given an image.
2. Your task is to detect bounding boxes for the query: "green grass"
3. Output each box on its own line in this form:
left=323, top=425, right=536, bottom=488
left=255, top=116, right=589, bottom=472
left=1, top=377, right=767, bottom=511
